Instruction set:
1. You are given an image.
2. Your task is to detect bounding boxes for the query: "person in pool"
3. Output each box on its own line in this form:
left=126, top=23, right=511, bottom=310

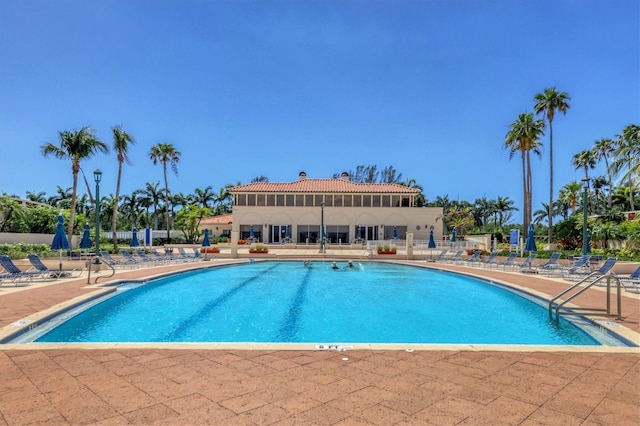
left=347, top=260, right=355, bottom=268
left=331, top=261, right=340, bottom=270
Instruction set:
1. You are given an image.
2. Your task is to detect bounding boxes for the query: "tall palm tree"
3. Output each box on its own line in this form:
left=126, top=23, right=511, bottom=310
left=194, top=186, right=216, bottom=209
left=143, top=181, right=162, bottom=230
left=612, top=124, right=640, bottom=211
left=41, top=127, right=109, bottom=242
left=534, top=87, right=571, bottom=245
left=504, top=113, right=544, bottom=234
left=111, top=125, right=136, bottom=249
left=149, top=143, right=181, bottom=242
left=572, top=149, right=597, bottom=181
left=493, top=196, right=518, bottom=230
left=558, top=181, right=583, bottom=215
left=592, top=138, right=617, bottom=210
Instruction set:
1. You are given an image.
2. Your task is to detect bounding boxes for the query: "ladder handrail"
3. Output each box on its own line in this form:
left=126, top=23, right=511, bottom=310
left=549, top=272, right=622, bottom=322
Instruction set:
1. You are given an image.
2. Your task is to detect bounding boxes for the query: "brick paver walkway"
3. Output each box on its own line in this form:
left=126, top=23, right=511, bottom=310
left=1, top=258, right=639, bottom=425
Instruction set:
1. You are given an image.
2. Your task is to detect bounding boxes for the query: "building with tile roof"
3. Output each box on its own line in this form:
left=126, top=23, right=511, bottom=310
left=228, top=172, right=443, bottom=245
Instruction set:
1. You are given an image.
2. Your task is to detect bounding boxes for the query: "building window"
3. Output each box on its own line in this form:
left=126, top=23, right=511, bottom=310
left=362, top=195, right=371, bottom=207
left=324, top=194, right=333, bottom=207
left=314, top=194, right=323, bottom=206
left=401, top=196, right=410, bottom=207
left=343, top=194, right=352, bottom=207
left=257, top=194, right=266, bottom=206
left=392, top=195, right=400, bottom=207
left=285, top=194, right=294, bottom=206
left=305, top=194, right=313, bottom=206
left=247, top=194, right=256, bottom=206
left=334, top=194, right=342, bottom=207
left=236, top=194, right=246, bottom=206
left=296, top=194, right=304, bottom=206
left=298, top=225, right=320, bottom=244
left=266, top=194, right=275, bottom=206
left=276, top=194, right=285, bottom=206
left=354, top=195, right=362, bottom=207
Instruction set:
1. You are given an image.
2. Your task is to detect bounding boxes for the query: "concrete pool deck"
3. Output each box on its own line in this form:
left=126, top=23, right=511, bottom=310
left=1, top=255, right=639, bottom=425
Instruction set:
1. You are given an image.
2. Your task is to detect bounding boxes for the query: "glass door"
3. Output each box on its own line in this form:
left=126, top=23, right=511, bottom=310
left=271, top=225, right=287, bottom=244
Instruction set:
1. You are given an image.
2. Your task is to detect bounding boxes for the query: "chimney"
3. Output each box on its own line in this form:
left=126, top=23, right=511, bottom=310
left=298, top=171, right=307, bottom=181
left=340, top=171, right=350, bottom=181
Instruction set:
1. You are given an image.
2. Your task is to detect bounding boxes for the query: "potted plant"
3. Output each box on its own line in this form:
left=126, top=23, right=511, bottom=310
left=249, top=244, right=269, bottom=254
left=377, top=244, right=397, bottom=255
left=201, top=246, right=220, bottom=254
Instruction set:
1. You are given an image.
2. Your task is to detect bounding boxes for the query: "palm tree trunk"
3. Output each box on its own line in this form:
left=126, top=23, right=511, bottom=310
left=69, top=164, right=79, bottom=245
left=112, top=163, right=123, bottom=249
left=548, top=121, right=554, bottom=245
left=163, top=163, right=171, bottom=242
left=521, top=152, right=528, bottom=235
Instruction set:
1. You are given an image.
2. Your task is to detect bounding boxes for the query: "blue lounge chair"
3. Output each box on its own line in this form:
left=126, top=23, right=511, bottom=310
left=464, top=250, right=482, bottom=265
left=621, top=265, right=640, bottom=293
left=0, top=255, right=35, bottom=286
left=536, top=252, right=563, bottom=274
left=121, top=250, right=152, bottom=266
left=27, top=253, right=79, bottom=278
left=135, top=249, right=162, bottom=264
left=443, top=250, right=464, bottom=264
left=499, top=252, right=518, bottom=269
left=432, top=249, right=448, bottom=262
left=480, top=251, right=499, bottom=268
left=99, top=251, right=137, bottom=268
left=562, top=255, right=591, bottom=279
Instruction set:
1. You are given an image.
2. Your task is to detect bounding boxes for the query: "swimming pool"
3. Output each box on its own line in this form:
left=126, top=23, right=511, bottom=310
left=33, top=261, right=604, bottom=345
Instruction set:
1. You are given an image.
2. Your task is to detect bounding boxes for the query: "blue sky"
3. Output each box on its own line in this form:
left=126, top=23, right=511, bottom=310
left=1, top=0, right=638, bottom=223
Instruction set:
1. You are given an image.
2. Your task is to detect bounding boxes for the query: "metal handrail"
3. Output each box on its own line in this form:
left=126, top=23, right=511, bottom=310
left=548, top=272, right=622, bottom=323
left=93, top=257, right=116, bottom=285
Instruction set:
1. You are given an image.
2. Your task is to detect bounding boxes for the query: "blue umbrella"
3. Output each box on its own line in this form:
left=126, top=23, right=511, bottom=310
left=202, top=228, right=211, bottom=259
left=130, top=228, right=140, bottom=247
left=451, top=227, right=457, bottom=243
left=525, top=223, right=537, bottom=252
left=249, top=225, right=255, bottom=239
left=51, top=214, right=70, bottom=271
left=285, top=225, right=291, bottom=239
left=428, top=229, right=436, bottom=249
left=392, top=226, right=398, bottom=239
left=357, top=226, right=361, bottom=239
left=79, top=224, right=91, bottom=249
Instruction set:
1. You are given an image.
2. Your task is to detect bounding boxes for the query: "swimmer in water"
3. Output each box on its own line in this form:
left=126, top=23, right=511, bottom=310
left=331, top=261, right=340, bottom=270
left=347, top=260, right=355, bottom=268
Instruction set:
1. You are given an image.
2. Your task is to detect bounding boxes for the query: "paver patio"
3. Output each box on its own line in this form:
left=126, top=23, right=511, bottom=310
left=1, top=256, right=639, bottom=425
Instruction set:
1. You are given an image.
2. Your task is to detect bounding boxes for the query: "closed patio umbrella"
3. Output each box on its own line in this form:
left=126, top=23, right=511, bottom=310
left=130, top=228, right=140, bottom=247
left=202, top=228, right=211, bottom=259
left=79, top=223, right=91, bottom=250
left=51, top=214, right=70, bottom=272
left=525, top=223, right=537, bottom=252
left=428, top=228, right=437, bottom=260
left=392, top=226, right=397, bottom=239
left=451, top=227, right=457, bottom=248
left=249, top=225, right=255, bottom=240
left=285, top=225, right=291, bottom=239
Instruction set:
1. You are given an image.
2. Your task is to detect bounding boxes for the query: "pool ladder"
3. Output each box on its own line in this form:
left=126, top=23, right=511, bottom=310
left=548, top=272, right=622, bottom=323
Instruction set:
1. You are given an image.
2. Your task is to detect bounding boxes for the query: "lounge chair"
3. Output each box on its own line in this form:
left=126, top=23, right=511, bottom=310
left=516, top=253, right=538, bottom=271
left=480, top=251, right=499, bottom=268
left=562, top=255, right=591, bottom=279
left=443, top=250, right=464, bottom=264
left=464, top=250, right=482, bottom=265
left=0, top=255, right=35, bottom=286
left=99, top=251, right=137, bottom=268
left=177, top=248, right=199, bottom=261
left=150, top=248, right=179, bottom=262
left=499, top=252, right=518, bottom=269
left=621, top=265, right=640, bottom=293
left=431, top=249, right=448, bottom=262
left=135, top=249, right=163, bottom=264
left=121, top=250, right=152, bottom=266
left=27, top=253, right=79, bottom=278
left=592, top=258, right=618, bottom=286
left=536, top=252, right=564, bottom=275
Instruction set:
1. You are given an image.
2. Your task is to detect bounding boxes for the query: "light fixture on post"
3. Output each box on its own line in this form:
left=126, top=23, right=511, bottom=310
left=581, top=178, right=590, bottom=255
left=319, top=202, right=325, bottom=253
left=93, top=169, right=102, bottom=264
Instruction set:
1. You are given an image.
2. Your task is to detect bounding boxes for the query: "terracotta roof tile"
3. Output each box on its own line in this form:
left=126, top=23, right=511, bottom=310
left=229, top=179, right=420, bottom=194
left=200, top=213, right=233, bottom=225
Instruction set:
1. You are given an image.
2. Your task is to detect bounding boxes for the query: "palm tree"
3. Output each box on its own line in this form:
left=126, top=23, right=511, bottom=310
left=534, top=87, right=570, bottom=245
left=47, top=186, right=72, bottom=208
left=25, top=191, right=47, bottom=204
left=504, top=113, right=544, bottom=234
left=143, top=181, right=162, bottom=230
left=612, top=124, right=640, bottom=210
left=493, top=196, right=518, bottom=230
left=592, top=138, right=617, bottom=210
left=41, top=127, right=109, bottom=242
left=559, top=181, right=583, bottom=215
left=473, top=196, right=496, bottom=232
left=572, top=149, right=597, bottom=181
left=215, top=183, right=235, bottom=215
left=149, top=143, right=181, bottom=242
left=110, top=125, right=136, bottom=249
left=194, top=186, right=216, bottom=209
left=401, top=178, right=426, bottom=207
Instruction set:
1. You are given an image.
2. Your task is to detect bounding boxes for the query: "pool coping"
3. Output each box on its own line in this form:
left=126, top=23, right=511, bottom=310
left=2, top=258, right=639, bottom=351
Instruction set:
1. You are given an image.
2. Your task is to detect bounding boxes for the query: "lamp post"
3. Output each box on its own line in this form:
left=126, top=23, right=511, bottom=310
left=94, top=169, right=102, bottom=263
left=582, top=177, right=590, bottom=255
left=319, top=202, right=325, bottom=253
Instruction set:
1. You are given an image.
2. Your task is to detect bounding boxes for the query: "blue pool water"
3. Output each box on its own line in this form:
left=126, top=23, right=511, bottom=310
left=36, top=261, right=600, bottom=345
